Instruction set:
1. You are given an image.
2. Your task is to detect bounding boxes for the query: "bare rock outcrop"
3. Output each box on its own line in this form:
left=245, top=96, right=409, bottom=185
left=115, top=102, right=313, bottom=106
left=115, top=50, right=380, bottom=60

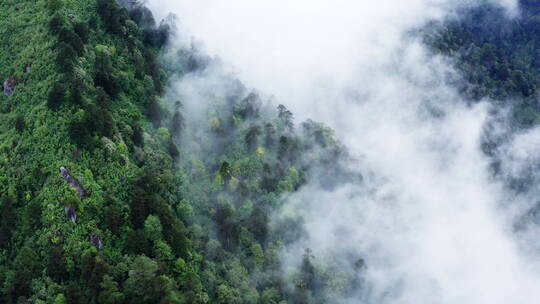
left=3, top=76, right=17, bottom=96
left=59, top=167, right=87, bottom=197
left=90, top=233, right=103, bottom=249
left=64, top=206, right=77, bottom=223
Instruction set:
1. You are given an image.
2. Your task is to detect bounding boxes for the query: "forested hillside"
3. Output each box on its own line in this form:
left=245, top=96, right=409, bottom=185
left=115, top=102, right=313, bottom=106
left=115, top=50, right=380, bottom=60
left=0, top=0, right=356, bottom=303
left=424, top=0, right=540, bottom=128
left=425, top=0, right=540, bottom=238
left=4, top=0, right=540, bottom=303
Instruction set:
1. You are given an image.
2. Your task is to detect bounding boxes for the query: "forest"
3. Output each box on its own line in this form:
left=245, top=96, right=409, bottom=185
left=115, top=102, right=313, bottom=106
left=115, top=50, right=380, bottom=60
left=0, top=0, right=355, bottom=303
left=2, top=0, right=540, bottom=303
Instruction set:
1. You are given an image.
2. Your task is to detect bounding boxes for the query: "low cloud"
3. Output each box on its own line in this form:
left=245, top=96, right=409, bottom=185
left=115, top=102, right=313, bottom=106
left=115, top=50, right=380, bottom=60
left=147, top=0, right=540, bottom=303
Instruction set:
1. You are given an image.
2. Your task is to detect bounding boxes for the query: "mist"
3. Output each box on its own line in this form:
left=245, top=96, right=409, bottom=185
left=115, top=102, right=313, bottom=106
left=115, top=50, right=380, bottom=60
left=146, top=0, right=540, bottom=303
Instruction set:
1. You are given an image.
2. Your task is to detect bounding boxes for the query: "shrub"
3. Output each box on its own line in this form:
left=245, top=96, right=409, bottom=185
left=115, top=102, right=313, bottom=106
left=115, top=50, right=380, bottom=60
left=48, top=13, right=65, bottom=34
left=47, top=83, right=66, bottom=110
left=56, top=42, right=76, bottom=73
left=14, top=116, right=25, bottom=133
left=47, top=0, right=64, bottom=12
left=73, top=22, right=89, bottom=43
left=59, top=28, right=84, bottom=56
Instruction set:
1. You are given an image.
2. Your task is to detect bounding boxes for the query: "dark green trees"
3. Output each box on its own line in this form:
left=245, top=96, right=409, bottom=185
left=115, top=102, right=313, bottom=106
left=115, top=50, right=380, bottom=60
left=14, top=116, right=25, bottom=132
left=123, top=256, right=181, bottom=304
left=0, top=0, right=357, bottom=303
left=73, top=22, right=89, bottom=43
left=426, top=2, right=540, bottom=103
left=4, top=247, right=41, bottom=302
left=94, top=47, right=119, bottom=98
left=215, top=203, right=238, bottom=250
left=245, top=124, right=261, bottom=152
left=47, top=83, right=66, bottom=110
left=0, top=197, right=16, bottom=249
left=47, top=0, right=64, bottom=12
left=47, top=247, right=68, bottom=281
left=97, top=0, right=129, bottom=36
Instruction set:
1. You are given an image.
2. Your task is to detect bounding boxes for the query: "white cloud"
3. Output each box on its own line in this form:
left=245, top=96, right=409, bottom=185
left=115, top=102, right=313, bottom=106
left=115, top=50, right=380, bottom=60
left=146, top=0, right=540, bottom=303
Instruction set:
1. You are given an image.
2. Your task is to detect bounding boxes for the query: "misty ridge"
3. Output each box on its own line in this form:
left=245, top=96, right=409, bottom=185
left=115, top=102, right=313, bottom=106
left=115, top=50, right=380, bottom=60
left=4, top=0, right=540, bottom=303
left=146, top=0, right=540, bottom=302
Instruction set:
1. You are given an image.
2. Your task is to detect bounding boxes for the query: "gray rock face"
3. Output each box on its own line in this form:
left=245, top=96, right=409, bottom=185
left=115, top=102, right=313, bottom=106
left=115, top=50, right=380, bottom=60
left=3, top=79, right=14, bottom=96
left=90, top=233, right=103, bottom=249
left=64, top=206, right=77, bottom=223
left=59, top=167, right=87, bottom=197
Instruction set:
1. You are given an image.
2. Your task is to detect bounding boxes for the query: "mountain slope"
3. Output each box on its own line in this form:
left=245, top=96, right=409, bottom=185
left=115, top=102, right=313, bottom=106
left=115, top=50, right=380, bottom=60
left=0, top=1, right=353, bottom=303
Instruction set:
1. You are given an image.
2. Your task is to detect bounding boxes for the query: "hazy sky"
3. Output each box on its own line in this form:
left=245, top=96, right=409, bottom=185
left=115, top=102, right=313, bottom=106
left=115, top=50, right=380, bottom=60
left=147, top=1, right=540, bottom=303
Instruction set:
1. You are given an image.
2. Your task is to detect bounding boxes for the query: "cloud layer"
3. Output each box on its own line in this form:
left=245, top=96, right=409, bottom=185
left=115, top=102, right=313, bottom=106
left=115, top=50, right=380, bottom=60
left=146, top=0, right=540, bottom=303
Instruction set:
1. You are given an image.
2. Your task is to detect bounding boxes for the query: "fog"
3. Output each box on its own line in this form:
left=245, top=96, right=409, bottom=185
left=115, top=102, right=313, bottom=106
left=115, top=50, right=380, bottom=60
left=147, top=0, right=540, bottom=303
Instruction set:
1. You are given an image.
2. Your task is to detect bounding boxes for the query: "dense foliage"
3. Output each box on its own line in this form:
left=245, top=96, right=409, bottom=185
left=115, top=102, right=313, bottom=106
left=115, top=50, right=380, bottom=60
left=424, top=0, right=540, bottom=128
left=0, top=1, right=356, bottom=303
left=425, top=1, right=540, bottom=235
left=6, top=0, right=537, bottom=302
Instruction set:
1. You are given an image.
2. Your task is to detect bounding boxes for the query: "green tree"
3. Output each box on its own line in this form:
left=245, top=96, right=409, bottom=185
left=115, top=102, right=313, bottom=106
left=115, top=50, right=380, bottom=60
left=54, top=294, right=67, bottom=304
left=154, top=240, right=174, bottom=266
left=14, top=115, right=25, bottom=133
left=245, top=124, right=261, bottom=152
left=47, top=0, right=64, bottom=12
left=47, top=247, right=68, bottom=281
left=74, top=22, right=89, bottom=43
left=88, top=256, right=110, bottom=296
left=143, top=215, right=162, bottom=242
left=48, top=13, right=65, bottom=34
left=56, top=42, right=76, bottom=73
left=219, top=162, right=232, bottom=183
left=94, top=47, right=119, bottom=97
left=98, top=275, right=125, bottom=304
left=183, top=273, right=209, bottom=304
left=124, top=256, right=159, bottom=303
left=167, top=219, right=191, bottom=258
left=47, top=83, right=66, bottom=110
left=215, top=203, right=238, bottom=250
left=66, top=284, right=84, bottom=304
left=260, top=288, right=281, bottom=304
left=0, top=196, right=16, bottom=248
left=103, top=204, right=124, bottom=236
left=125, top=230, right=151, bottom=255
left=14, top=247, right=40, bottom=276
left=170, top=108, right=185, bottom=140
left=217, top=284, right=242, bottom=304
left=68, top=109, right=89, bottom=146
left=147, top=99, right=162, bottom=128
left=59, top=28, right=84, bottom=56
